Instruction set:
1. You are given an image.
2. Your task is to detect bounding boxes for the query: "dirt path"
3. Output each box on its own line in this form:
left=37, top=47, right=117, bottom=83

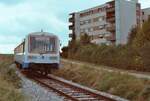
left=62, top=59, right=150, bottom=80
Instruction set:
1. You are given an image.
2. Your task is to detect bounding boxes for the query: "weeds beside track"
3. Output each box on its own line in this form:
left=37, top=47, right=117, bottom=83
left=22, top=70, right=128, bottom=101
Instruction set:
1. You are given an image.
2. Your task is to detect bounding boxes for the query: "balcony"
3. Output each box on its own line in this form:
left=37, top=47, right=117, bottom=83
left=106, top=24, right=115, bottom=32
left=106, top=7, right=115, bottom=12
left=106, top=17, right=115, bottom=23
left=69, top=25, right=74, bottom=30
left=69, top=33, right=73, bottom=38
left=69, top=13, right=75, bottom=16
left=69, top=17, right=74, bottom=22
left=106, top=11, right=115, bottom=23
left=107, top=11, right=115, bottom=17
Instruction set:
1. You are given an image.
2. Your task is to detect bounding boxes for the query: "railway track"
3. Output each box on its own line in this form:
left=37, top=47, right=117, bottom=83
left=22, top=71, right=128, bottom=101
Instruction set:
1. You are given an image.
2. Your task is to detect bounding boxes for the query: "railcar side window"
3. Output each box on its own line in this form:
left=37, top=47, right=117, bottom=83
left=14, top=42, right=25, bottom=54
left=29, top=36, right=57, bottom=53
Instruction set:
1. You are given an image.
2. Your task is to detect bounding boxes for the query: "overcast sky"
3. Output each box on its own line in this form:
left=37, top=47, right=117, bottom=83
left=0, top=0, right=149, bottom=54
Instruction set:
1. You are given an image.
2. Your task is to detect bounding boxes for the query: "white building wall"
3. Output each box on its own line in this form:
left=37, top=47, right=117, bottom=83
left=74, top=13, right=80, bottom=40
left=115, top=0, right=137, bottom=45
left=142, top=8, right=150, bottom=21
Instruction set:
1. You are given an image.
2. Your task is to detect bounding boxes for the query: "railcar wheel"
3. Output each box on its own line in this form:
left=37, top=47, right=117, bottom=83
left=43, top=67, right=51, bottom=76
left=44, top=71, right=48, bottom=76
left=44, top=68, right=48, bottom=76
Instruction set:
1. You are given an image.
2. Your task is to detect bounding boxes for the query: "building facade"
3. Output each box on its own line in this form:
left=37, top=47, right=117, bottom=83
left=69, top=0, right=149, bottom=45
left=142, top=8, right=150, bottom=23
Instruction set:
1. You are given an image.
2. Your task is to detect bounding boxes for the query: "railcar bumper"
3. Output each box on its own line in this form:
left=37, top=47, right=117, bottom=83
left=22, top=63, right=29, bottom=69
left=29, top=63, right=59, bottom=69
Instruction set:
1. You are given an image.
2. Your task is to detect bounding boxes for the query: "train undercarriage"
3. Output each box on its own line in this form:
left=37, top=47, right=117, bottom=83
left=15, top=62, right=59, bottom=75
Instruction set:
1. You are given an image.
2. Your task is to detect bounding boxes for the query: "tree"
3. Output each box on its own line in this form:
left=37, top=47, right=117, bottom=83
left=80, top=33, right=91, bottom=45
left=139, top=43, right=150, bottom=71
left=61, top=46, right=69, bottom=58
left=128, top=26, right=138, bottom=45
left=133, top=18, right=150, bottom=48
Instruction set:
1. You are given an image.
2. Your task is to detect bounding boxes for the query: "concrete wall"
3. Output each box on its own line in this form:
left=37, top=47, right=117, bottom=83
left=115, top=0, right=137, bottom=45
left=74, top=13, right=80, bottom=40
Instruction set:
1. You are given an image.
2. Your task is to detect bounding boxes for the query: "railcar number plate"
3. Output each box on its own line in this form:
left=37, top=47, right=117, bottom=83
left=35, top=37, right=49, bottom=41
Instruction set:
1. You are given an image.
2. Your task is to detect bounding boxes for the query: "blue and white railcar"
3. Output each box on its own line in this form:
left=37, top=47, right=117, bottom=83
left=14, top=31, right=60, bottom=73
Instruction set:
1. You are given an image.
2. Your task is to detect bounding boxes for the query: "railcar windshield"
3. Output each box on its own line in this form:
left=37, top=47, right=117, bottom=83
left=29, top=35, right=57, bottom=54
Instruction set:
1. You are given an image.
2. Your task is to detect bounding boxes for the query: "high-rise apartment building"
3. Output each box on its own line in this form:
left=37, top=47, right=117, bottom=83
left=69, top=0, right=149, bottom=45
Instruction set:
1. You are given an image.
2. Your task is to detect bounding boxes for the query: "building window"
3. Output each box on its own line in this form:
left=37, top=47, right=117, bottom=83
left=88, top=28, right=93, bottom=32
left=85, top=29, right=88, bottom=33
left=80, top=19, right=91, bottom=25
left=98, top=17, right=103, bottom=22
left=89, top=19, right=92, bottom=23
left=93, top=26, right=99, bottom=31
left=93, top=17, right=99, bottom=22
left=93, top=16, right=105, bottom=22
left=85, top=19, right=91, bottom=24
left=85, top=20, right=88, bottom=23
left=80, top=7, right=106, bottom=18
left=101, top=16, right=105, bottom=21
left=93, top=25, right=106, bottom=31
left=99, top=25, right=104, bottom=29
left=80, top=29, right=84, bottom=33
left=80, top=21, right=85, bottom=25
left=142, top=12, right=144, bottom=15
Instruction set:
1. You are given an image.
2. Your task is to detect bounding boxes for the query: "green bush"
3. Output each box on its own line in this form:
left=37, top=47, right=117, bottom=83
left=61, top=46, right=69, bottom=58
left=0, top=62, right=22, bottom=88
left=66, top=43, right=145, bottom=71
left=61, top=18, right=150, bottom=72
left=139, top=42, right=150, bottom=71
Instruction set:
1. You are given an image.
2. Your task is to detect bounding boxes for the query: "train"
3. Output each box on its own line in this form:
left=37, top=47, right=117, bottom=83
left=14, top=31, right=60, bottom=75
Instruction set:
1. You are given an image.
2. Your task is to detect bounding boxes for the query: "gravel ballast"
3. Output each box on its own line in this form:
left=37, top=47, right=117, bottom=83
left=16, top=69, right=65, bottom=101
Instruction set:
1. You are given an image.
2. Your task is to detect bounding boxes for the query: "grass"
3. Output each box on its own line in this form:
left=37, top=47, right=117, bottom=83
left=53, top=61, right=150, bottom=101
left=0, top=54, right=25, bottom=101
left=0, top=77, right=24, bottom=101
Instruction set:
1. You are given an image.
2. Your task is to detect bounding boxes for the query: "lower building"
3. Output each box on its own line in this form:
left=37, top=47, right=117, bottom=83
left=142, top=8, right=150, bottom=23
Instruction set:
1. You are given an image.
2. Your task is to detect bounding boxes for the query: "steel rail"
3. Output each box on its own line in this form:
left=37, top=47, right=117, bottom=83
left=23, top=71, right=126, bottom=101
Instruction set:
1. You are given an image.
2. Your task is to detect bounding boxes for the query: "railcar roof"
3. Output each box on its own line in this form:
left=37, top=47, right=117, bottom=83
left=28, top=32, right=57, bottom=37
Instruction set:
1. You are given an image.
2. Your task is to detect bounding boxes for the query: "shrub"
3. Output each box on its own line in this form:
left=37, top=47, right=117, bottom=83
left=128, top=26, right=138, bottom=45
left=61, top=19, right=150, bottom=72
left=0, top=60, right=22, bottom=88
left=0, top=77, right=24, bottom=101
left=80, top=33, right=91, bottom=45
left=139, top=42, right=150, bottom=71
left=61, top=46, right=69, bottom=58
left=0, top=55, right=24, bottom=101
left=138, top=85, right=150, bottom=101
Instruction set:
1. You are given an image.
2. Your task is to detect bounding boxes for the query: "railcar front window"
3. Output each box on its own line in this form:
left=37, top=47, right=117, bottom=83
left=30, top=36, right=56, bottom=53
